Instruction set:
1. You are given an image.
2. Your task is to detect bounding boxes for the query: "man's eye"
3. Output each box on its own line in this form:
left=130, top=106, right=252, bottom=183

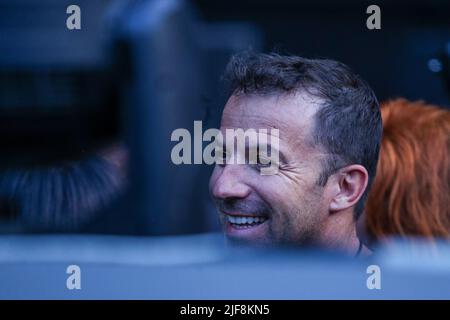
left=215, top=147, right=228, bottom=166
left=257, top=153, right=272, bottom=168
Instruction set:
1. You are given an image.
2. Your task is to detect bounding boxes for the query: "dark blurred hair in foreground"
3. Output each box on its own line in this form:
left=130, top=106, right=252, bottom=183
left=0, top=148, right=126, bottom=232
left=366, top=99, right=450, bottom=241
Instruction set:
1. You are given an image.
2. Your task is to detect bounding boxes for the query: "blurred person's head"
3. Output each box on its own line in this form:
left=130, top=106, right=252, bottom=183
left=365, top=99, right=450, bottom=242
left=209, top=52, right=382, bottom=253
left=0, top=144, right=127, bottom=232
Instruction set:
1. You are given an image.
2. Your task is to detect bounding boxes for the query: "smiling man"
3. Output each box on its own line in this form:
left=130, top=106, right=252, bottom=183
left=209, top=52, right=382, bottom=255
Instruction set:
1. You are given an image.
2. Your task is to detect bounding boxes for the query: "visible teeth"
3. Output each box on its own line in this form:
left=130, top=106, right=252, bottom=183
left=250, top=217, right=260, bottom=223
left=227, top=215, right=266, bottom=225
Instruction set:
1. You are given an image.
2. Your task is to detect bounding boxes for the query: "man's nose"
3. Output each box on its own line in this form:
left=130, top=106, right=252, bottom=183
left=211, top=165, right=251, bottom=200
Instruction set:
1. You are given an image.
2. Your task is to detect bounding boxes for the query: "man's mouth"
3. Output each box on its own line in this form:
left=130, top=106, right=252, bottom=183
left=225, top=215, right=268, bottom=229
left=222, top=213, right=269, bottom=243
left=220, top=211, right=270, bottom=242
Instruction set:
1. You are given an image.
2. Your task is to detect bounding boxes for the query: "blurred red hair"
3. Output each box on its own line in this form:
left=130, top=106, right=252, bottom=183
left=366, top=98, right=450, bottom=240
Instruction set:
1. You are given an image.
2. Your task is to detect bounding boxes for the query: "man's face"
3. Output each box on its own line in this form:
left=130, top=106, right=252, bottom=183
left=209, top=93, right=333, bottom=245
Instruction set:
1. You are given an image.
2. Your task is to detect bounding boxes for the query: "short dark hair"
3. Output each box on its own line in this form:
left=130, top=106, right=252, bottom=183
left=223, top=51, right=382, bottom=218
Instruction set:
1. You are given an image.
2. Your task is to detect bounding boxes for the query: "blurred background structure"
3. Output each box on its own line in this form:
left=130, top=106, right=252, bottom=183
left=195, top=0, right=450, bottom=106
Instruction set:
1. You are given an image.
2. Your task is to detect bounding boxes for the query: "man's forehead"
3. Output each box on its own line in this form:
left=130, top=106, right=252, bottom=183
left=221, top=92, right=321, bottom=135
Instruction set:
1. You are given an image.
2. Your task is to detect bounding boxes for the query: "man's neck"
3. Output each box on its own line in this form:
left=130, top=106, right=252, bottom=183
left=318, top=210, right=369, bottom=256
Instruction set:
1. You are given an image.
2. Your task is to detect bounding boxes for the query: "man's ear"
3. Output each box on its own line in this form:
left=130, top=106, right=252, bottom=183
left=329, top=164, right=368, bottom=213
